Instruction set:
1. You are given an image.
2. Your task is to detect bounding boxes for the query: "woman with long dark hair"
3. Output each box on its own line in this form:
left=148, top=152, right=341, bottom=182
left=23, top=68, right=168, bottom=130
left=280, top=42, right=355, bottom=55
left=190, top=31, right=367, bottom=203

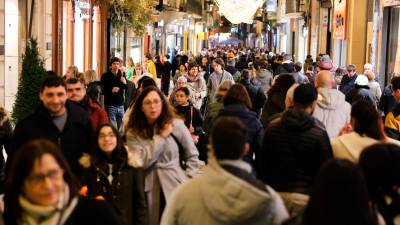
left=80, top=123, right=147, bottom=225
left=360, top=143, right=400, bottom=225
left=300, top=159, right=379, bottom=225
left=3, top=139, right=119, bottom=225
left=260, top=74, right=295, bottom=127
left=125, top=86, right=201, bottom=225
left=331, top=100, right=400, bottom=162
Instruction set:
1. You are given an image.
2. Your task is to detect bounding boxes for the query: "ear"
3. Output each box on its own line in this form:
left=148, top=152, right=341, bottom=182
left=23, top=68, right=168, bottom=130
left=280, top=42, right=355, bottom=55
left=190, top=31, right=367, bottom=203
left=39, top=92, right=43, bottom=101
left=241, top=143, right=250, bottom=157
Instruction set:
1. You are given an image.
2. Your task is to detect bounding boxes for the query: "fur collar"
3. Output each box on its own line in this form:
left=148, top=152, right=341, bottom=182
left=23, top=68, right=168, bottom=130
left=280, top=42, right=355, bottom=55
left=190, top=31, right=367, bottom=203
left=79, top=150, right=143, bottom=169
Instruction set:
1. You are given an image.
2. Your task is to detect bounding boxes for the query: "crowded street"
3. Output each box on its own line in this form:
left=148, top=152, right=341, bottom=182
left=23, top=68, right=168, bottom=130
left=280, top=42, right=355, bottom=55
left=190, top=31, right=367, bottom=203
left=0, top=0, right=399, bottom=225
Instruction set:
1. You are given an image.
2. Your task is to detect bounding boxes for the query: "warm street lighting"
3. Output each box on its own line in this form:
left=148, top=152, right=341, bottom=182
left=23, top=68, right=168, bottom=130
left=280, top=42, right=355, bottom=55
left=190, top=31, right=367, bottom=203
left=215, top=0, right=265, bottom=24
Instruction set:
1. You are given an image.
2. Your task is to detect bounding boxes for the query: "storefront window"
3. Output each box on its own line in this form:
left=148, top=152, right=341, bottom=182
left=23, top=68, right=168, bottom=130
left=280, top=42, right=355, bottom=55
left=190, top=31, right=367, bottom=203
left=387, top=6, right=400, bottom=77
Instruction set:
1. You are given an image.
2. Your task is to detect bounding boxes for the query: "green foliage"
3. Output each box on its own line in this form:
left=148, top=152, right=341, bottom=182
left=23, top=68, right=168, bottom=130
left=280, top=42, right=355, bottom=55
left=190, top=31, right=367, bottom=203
left=108, top=0, right=153, bottom=36
left=12, top=38, right=47, bottom=124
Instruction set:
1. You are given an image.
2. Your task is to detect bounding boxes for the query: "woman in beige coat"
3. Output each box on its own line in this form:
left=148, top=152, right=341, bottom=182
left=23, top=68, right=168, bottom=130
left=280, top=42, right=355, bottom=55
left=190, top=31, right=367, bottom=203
left=331, top=100, right=400, bottom=162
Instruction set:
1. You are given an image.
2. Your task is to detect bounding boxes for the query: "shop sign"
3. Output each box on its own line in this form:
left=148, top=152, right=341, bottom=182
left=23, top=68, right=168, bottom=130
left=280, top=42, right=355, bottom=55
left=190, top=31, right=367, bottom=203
left=75, top=0, right=90, bottom=19
left=333, top=0, right=347, bottom=40
left=383, top=0, right=400, bottom=6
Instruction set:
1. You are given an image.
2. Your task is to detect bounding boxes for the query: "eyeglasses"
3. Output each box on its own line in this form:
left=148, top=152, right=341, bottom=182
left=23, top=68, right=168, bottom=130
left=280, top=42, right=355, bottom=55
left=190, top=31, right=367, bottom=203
left=99, top=133, right=116, bottom=139
left=143, top=99, right=161, bottom=107
left=27, top=169, right=64, bottom=185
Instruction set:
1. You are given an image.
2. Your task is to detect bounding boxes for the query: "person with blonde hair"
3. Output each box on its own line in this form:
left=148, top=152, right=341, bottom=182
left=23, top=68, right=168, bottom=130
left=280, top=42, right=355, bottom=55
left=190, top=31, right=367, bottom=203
left=84, top=69, right=99, bottom=85
left=64, top=65, right=79, bottom=80
left=365, top=70, right=382, bottom=105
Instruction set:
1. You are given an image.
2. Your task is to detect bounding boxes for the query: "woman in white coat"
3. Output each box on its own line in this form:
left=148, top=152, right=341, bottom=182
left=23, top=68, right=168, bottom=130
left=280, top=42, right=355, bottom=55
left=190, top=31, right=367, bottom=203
left=125, top=86, right=201, bottom=225
left=331, top=100, right=400, bottom=162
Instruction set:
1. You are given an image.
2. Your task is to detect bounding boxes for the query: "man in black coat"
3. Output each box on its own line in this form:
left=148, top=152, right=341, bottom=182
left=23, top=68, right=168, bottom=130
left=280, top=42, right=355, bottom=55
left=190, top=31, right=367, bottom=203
left=161, top=55, right=172, bottom=96
left=275, top=54, right=295, bottom=76
left=239, top=69, right=266, bottom=117
left=257, top=84, right=332, bottom=198
left=101, top=57, right=127, bottom=130
left=10, top=76, right=94, bottom=177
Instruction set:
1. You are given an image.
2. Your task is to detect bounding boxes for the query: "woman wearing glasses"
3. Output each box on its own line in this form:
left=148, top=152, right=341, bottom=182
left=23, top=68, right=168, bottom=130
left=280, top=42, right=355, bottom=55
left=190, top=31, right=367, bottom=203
left=80, top=123, right=147, bottom=225
left=3, top=139, right=119, bottom=225
left=125, top=86, right=201, bottom=225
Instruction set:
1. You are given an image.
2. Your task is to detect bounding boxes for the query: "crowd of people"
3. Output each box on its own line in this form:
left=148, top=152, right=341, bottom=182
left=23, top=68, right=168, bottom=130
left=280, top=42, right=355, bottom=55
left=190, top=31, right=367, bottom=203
left=0, top=46, right=399, bottom=225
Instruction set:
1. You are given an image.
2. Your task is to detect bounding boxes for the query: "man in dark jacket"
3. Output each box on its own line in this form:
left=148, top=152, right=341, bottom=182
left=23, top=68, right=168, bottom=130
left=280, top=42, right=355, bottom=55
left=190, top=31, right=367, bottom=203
left=240, top=70, right=266, bottom=117
left=66, top=78, right=109, bottom=130
left=257, top=84, right=333, bottom=211
left=101, top=57, right=127, bottom=129
left=11, top=76, right=94, bottom=177
left=345, top=74, right=375, bottom=107
left=161, top=55, right=172, bottom=96
left=339, top=64, right=358, bottom=95
left=275, top=54, right=295, bottom=76
left=225, top=58, right=241, bottom=82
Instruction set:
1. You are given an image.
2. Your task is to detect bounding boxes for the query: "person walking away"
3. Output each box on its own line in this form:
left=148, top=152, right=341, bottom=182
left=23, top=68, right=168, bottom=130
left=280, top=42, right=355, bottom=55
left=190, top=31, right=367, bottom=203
left=160, top=117, right=289, bottom=225
left=258, top=84, right=333, bottom=216
left=312, top=71, right=351, bottom=139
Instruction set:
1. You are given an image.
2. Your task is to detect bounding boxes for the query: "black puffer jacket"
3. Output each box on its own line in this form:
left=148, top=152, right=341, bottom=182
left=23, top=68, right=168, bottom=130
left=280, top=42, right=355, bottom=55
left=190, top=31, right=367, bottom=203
left=260, top=92, right=286, bottom=128
left=81, top=155, right=147, bottom=225
left=10, top=101, right=94, bottom=177
left=218, top=103, right=264, bottom=167
left=257, top=109, right=333, bottom=194
left=275, top=63, right=295, bottom=75
left=240, top=80, right=266, bottom=117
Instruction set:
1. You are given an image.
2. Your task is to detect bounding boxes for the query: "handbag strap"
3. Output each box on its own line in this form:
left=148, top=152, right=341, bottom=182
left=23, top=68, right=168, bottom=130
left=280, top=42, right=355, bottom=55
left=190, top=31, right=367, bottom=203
left=171, top=134, right=186, bottom=170
left=190, top=106, right=193, bottom=128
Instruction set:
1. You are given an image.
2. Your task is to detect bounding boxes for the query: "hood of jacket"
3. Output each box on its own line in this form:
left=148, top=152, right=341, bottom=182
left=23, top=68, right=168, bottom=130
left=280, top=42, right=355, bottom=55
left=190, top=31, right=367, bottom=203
left=226, top=66, right=238, bottom=75
left=198, top=159, right=275, bottom=224
left=281, top=63, right=294, bottom=73
left=317, top=88, right=347, bottom=110
left=281, top=109, right=315, bottom=131
left=218, top=104, right=259, bottom=126
left=257, top=69, right=271, bottom=79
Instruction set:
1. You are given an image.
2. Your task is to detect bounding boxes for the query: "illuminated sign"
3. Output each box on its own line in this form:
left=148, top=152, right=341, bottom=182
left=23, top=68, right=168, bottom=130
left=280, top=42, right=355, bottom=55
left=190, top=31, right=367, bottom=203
left=333, top=0, right=346, bottom=40
left=75, top=0, right=90, bottom=19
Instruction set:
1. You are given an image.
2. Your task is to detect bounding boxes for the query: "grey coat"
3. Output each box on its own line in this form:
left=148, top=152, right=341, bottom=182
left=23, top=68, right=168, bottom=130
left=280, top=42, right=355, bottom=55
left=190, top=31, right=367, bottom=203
left=126, top=118, right=201, bottom=198
left=207, top=70, right=234, bottom=104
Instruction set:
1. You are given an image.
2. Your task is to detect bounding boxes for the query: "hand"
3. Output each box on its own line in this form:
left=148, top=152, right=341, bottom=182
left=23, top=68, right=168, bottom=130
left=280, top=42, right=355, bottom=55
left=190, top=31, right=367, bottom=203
left=195, top=91, right=201, bottom=98
left=339, top=123, right=353, bottom=136
left=189, top=125, right=195, bottom=133
left=112, top=87, right=120, bottom=93
left=159, top=123, right=173, bottom=138
left=119, top=66, right=126, bottom=73
left=120, top=76, right=127, bottom=84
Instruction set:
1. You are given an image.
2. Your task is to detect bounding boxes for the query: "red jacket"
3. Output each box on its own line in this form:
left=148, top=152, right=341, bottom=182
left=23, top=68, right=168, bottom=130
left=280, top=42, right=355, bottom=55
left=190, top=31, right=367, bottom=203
left=88, top=97, right=108, bottom=130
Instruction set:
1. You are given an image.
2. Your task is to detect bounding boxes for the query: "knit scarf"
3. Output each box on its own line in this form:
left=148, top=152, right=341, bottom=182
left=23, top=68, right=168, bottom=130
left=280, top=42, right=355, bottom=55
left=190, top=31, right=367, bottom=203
left=19, top=184, right=78, bottom=225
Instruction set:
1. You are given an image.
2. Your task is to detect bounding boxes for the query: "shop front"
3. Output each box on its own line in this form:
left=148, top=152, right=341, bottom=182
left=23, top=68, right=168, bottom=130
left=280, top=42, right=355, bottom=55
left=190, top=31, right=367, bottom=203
left=53, top=0, right=108, bottom=76
left=378, top=0, right=400, bottom=86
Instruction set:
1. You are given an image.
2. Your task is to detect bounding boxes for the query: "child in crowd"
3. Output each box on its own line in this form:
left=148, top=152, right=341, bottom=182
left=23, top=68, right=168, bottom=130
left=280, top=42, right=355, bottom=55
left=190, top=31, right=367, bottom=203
left=174, top=87, right=204, bottom=144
